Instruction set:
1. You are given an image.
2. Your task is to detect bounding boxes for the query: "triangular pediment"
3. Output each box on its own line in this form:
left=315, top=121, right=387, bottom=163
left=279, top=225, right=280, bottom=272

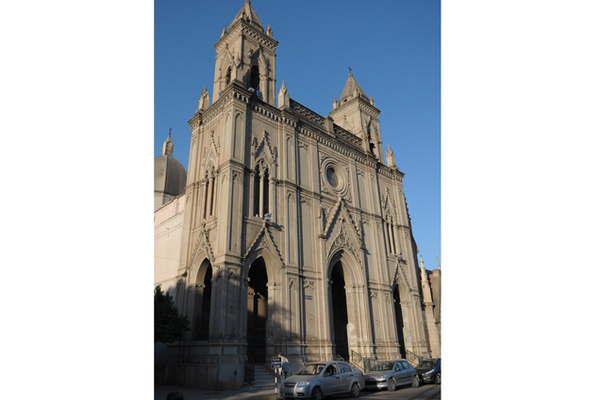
left=382, top=188, right=397, bottom=218
left=322, top=198, right=364, bottom=263
left=252, top=130, right=277, bottom=166
left=190, top=225, right=215, bottom=265
left=243, top=221, right=284, bottom=265
left=321, top=197, right=361, bottom=240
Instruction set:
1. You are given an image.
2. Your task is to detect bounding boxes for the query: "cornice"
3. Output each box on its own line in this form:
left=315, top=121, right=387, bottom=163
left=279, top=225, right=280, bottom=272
left=190, top=84, right=403, bottom=176
left=330, top=95, right=381, bottom=117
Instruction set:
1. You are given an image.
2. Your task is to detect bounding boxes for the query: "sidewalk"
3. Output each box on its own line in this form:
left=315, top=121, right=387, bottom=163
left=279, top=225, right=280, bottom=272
left=155, top=385, right=276, bottom=400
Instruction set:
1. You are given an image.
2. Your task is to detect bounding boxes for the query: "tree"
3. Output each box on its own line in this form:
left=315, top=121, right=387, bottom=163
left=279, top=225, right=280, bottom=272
left=154, top=286, right=189, bottom=343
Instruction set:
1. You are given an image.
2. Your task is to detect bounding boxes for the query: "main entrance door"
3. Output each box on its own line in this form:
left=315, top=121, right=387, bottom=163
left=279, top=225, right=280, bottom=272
left=247, top=257, right=268, bottom=363
left=330, top=260, right=349, bottom=361
left=393, top=284, right=407, bottom=358
left=192, top=260, right=212, bottom=340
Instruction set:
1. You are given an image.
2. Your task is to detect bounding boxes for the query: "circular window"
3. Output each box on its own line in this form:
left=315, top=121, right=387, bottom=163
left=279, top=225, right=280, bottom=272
left=326, top=165, right=338, bottom=188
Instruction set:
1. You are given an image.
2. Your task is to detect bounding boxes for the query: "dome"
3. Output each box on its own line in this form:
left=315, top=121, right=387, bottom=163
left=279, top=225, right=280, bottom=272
left=155, top=131, right=187, bottom=210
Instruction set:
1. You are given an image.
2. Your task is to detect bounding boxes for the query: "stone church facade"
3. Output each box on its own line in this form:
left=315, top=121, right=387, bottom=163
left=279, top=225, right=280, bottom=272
left=154, top=1, right=440, bottom=389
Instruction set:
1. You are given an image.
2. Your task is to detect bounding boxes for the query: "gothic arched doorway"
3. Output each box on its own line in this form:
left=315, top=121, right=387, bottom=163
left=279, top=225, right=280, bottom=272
left=393, top=283, right=407, bottom=358
left=330, top=260, right=349, bottom=361
left=247, top=257, right=268, bottom=363
left=192, top=259, right=212, bottom=340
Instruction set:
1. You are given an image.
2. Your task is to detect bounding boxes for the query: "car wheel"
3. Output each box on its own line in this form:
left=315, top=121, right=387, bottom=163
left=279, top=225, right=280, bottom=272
left=351, top=382, right=360, bottom=398
left=412, top=375, right=420, bottom=388
left=435, top=373, right=441, bottom=384
left=311, top=387, right=323, bottom=400
left=387, top=378, right=396, bottom=391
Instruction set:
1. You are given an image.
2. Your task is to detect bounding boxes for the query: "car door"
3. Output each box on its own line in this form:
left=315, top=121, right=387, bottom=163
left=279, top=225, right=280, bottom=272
left=340, top=363, right=353, bottom=392
left=321, top=364, right=339, bottom=395
left=401, top=361, right=415, bottom=384
left=392, top=362, right=403, bottom=385
left=332, top=363, right=347, bottom=393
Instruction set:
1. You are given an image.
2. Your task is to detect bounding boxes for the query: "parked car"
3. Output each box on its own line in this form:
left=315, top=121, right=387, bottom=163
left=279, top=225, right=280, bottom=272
left=364, top=359, right=419, bottom=391
left=416, top=358, right=441, bottom=384
left=279, top=361, right=363, bottom=399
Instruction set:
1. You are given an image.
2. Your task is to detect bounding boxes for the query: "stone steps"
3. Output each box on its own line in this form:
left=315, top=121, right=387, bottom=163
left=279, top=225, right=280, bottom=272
left=250, top=365, right=275, bottom=389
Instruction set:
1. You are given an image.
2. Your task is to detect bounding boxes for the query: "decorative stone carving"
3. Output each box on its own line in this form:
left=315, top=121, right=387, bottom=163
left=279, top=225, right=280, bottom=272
left=189, top=224, right=215, bottom=265
left=252, top=129, right=278, bottom=167
left=243, top=220, right=284, bottom=265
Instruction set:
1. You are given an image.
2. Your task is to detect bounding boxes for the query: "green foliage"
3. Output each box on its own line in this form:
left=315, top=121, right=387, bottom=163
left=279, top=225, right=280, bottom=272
left=154, top=286, right=189, bottom=343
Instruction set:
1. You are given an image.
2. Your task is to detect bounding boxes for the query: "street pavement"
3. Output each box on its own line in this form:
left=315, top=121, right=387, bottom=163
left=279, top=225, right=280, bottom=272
left=358, top=384, right=441, bottom=399
left=155, top=383, right=440, bottom=400
left=254, top=384, right=441, bottom=400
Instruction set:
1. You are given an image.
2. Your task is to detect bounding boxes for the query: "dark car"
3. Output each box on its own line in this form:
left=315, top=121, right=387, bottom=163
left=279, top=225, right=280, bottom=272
left=416, top=358, right=441, bottom=384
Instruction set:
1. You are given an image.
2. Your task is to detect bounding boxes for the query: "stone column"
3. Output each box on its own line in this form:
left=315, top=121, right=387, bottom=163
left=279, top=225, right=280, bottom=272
left=409, top=289, right=431, bottom=358
left=359, top=285, right=375, bottom=357
left=420, top=266, right=441, bottom=357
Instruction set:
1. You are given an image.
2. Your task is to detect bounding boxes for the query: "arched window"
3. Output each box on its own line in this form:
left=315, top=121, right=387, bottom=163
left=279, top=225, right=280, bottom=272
left=203, top=172, right=209, bottom=219
left=224, top=66, right=232, bottom=86
left=262, top=168, right=269, bottom=216
left=385, top=213, right=397, bottom=254
left=366, top=120, right=376, bottom=155
left=253, top=161, right=271, bottom=218
left=210, top=170, right=217, bottom=216
left=253, top=166, right=261, bottom=216
left=249, top=64, right=260, bottom=91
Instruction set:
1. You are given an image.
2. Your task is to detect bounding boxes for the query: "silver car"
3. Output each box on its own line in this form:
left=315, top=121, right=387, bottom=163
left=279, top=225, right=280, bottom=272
left=364, top=359, right=419, bottom=391
left=279, top=361, right=363, bottom=399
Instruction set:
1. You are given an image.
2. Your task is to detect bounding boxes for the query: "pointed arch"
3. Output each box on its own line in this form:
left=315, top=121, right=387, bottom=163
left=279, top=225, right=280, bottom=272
left=246, top=256, right=268, bottom=363
left=251, top=133, right=277, bottom=218
left=224, top=65, right=232, bottom=86
left=326, top=248, right=364, bottom=289
left=189, top=258, right=213, bottom=341
left=244, top=223, right=284, bottom=277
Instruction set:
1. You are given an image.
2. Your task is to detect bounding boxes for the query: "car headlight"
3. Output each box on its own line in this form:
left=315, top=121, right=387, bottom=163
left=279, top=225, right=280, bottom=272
left=296, top=381, right=310, bottom=388
left=376, top=376, right=387, bottom=382
left=423, top=369, right=435, bottom=377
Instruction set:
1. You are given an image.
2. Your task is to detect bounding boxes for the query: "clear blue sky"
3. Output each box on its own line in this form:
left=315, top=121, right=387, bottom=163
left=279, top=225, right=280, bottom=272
left=155, top=0, right=440, bottom=269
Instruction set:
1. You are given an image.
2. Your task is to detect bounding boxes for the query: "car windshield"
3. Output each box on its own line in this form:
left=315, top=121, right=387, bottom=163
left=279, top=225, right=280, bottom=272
left=368, top=361, right=394, bottom=372
left=418, top=360, right=435, bottom=370
left=297, top=364, right=326, bottom=375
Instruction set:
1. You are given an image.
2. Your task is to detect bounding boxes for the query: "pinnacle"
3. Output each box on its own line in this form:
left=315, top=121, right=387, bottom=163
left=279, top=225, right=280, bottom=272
left=231, top=0, right=263, bottom=30
left=340, top=69, right=367, bottom=101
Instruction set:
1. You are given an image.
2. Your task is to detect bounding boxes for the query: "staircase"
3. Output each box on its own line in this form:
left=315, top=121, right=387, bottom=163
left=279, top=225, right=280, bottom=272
left=405, top=350, right=422, bottom=367
left=250, top=364, right=275, bottom=390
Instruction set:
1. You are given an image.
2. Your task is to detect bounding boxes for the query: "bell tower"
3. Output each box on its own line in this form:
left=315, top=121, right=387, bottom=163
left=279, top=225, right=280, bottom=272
left=212, top=0, right=278, bottom=106
left=330, top=69, right=383, bottom=160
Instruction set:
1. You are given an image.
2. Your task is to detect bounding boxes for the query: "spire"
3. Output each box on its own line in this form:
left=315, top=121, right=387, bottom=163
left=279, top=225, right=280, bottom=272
left=386, top=145, right=397, bottom=168
left=277, top=81, right=290, bottom=109
left=198, top=88, right=210, bottom=111
left=230, top=0, right=263, bottom=31
left=162, top=129, right=174, bottom=156
left=340, top=67, right=367, bottom=102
